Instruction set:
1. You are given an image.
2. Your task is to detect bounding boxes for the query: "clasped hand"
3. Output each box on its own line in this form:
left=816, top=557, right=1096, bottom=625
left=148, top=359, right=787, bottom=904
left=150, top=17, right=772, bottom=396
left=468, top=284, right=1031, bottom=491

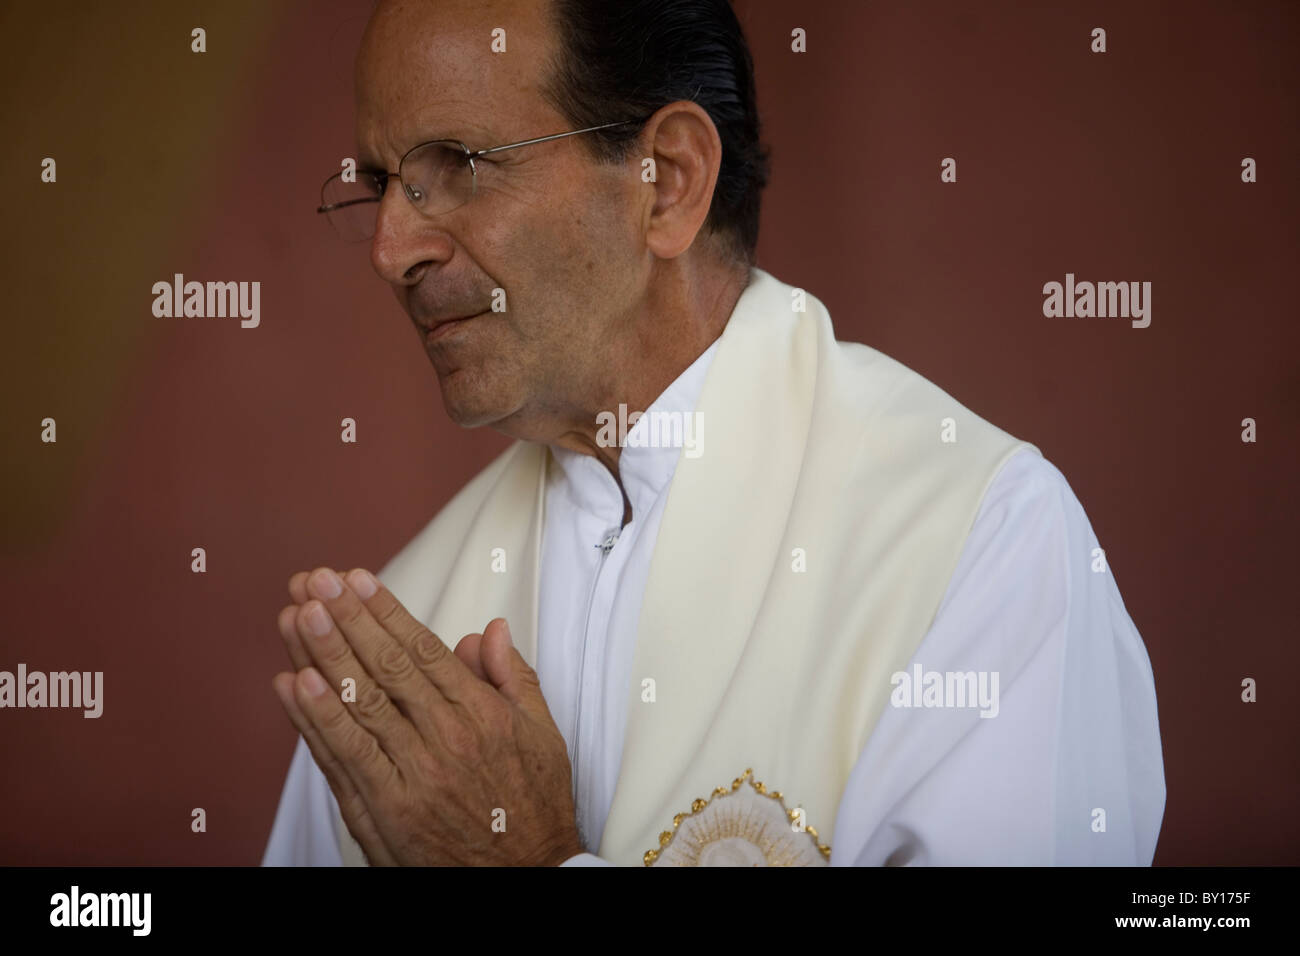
left=271, top=567, right=583, bottom=866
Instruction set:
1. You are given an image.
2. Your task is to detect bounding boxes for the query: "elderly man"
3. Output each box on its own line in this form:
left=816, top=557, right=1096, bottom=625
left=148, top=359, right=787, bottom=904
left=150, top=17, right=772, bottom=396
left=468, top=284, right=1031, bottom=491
left=262, top=0, right=1165, bottom=867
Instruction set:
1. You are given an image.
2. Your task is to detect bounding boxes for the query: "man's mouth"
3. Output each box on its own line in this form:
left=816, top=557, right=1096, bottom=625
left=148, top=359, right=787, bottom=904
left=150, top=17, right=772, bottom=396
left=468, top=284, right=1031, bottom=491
left=422, top=312, right=485, bottom=344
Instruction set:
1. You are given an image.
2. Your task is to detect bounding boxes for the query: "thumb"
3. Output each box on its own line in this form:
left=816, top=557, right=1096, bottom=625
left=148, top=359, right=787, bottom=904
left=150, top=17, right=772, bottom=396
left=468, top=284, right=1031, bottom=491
left=452, top=632, right=487, bottom=681
left=481, top=618, right=546, bottom=714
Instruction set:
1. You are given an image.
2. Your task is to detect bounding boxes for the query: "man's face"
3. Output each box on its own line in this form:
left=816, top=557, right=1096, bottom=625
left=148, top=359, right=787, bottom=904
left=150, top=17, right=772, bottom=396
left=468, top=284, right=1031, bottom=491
left=355, top=0, right=645, bottom=438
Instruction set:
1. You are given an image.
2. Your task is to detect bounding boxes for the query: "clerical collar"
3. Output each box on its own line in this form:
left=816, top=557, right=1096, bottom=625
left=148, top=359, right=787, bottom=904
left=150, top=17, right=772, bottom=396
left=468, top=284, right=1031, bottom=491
left=548, top=338, right=721, bottom=525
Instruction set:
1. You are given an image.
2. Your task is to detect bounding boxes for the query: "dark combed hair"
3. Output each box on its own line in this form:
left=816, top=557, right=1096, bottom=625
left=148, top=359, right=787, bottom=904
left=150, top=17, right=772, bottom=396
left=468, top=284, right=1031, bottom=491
left=542, top=0, right=771, bottom=266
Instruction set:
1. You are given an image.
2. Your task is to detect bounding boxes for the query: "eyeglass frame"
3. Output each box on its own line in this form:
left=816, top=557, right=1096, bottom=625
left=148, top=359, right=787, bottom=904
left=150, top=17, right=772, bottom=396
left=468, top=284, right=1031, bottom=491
left=316, top=118, right=653, bottom=226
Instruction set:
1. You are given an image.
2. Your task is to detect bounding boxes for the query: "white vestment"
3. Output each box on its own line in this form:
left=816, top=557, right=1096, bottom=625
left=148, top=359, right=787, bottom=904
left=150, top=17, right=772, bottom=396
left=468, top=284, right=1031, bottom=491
left=263, top=270, right=1165, bottom=866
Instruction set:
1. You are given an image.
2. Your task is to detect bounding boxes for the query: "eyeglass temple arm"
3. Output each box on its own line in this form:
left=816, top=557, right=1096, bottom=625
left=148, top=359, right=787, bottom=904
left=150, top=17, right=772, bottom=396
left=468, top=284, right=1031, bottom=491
left=472, top=119, right=645, bottom=158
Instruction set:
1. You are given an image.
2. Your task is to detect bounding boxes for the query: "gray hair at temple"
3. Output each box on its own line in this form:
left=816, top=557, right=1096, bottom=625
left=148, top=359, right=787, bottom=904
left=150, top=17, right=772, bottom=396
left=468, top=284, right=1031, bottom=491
left=541, top=0, right=772, bottom=268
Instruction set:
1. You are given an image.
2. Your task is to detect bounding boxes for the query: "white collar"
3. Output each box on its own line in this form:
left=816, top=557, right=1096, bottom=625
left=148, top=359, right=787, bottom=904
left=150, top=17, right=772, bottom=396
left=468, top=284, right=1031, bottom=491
left=548, top=338, right=721, bottom=524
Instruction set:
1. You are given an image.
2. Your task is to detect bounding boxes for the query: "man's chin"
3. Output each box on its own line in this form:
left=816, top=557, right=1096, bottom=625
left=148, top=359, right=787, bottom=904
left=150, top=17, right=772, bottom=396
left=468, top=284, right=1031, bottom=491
left=435, top=372, right=516, bottom=430
left=439, top=395, right=506, bottom=430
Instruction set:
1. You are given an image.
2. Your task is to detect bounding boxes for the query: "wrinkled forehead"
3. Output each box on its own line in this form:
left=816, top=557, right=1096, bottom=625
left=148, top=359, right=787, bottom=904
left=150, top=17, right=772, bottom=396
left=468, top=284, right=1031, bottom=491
left=354, top=0, right=558, bottom=161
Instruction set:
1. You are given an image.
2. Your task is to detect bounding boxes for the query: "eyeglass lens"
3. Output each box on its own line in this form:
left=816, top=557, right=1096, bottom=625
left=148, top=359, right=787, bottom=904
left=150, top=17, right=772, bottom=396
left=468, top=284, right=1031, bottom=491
left=321, top=142, right=476, bottom=242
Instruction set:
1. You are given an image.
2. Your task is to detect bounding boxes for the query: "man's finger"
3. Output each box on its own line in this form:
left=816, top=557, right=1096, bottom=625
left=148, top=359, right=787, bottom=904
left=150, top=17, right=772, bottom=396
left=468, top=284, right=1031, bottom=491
left=288, top=571, right=311, bottom=604
left=292, top=664, right=404, bottom=809
left=453, top=632, right=488, bottom=681
left=294, top=593, right=434, bottom=763
left=270, top=671, right=396, bottom=866
left=277, top=603, right=313, bottom=672
left=284, top=568, right=352, bottom=672
left=339, top=568, right=481, bottom=704
left=480, top=618, right=550, bottom=720
left=305, top=567, right=459, bottom=743
left=289, top=568, right=344, bottom=605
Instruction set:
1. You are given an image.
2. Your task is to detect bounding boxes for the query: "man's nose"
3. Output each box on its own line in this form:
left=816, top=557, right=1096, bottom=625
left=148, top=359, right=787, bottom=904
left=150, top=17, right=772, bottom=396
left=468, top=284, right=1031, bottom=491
left=369, top=188, right=454, bottom=286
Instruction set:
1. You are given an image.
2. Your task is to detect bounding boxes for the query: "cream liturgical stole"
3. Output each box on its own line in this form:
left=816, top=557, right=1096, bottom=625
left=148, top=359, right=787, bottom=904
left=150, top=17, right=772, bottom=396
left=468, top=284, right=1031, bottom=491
left=332, top=268, right=1037, bottom=867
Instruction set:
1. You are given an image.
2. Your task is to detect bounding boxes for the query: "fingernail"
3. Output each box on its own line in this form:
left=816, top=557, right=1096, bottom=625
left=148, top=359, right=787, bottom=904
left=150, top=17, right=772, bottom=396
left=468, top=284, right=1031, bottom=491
left=347, top=569, right=377, bottom=600
left=301, top=668, right=327, bottom=697
left=501, top=618, right=513, bottom=643
left=305, top=603, right=332, bottom=638
left=311, top=568, right=342, bottom=599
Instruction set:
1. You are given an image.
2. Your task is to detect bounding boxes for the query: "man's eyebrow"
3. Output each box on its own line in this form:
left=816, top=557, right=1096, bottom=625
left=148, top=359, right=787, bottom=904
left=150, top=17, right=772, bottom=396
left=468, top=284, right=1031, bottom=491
left=353, top=126, right=503, bottom=171
left=409, top=126, right=503, bottom=151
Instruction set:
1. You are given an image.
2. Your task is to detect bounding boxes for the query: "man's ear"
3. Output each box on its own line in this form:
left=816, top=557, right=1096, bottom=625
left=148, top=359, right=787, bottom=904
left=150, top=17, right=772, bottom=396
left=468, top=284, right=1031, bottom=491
left=639, top=100, right=723, bottom=260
